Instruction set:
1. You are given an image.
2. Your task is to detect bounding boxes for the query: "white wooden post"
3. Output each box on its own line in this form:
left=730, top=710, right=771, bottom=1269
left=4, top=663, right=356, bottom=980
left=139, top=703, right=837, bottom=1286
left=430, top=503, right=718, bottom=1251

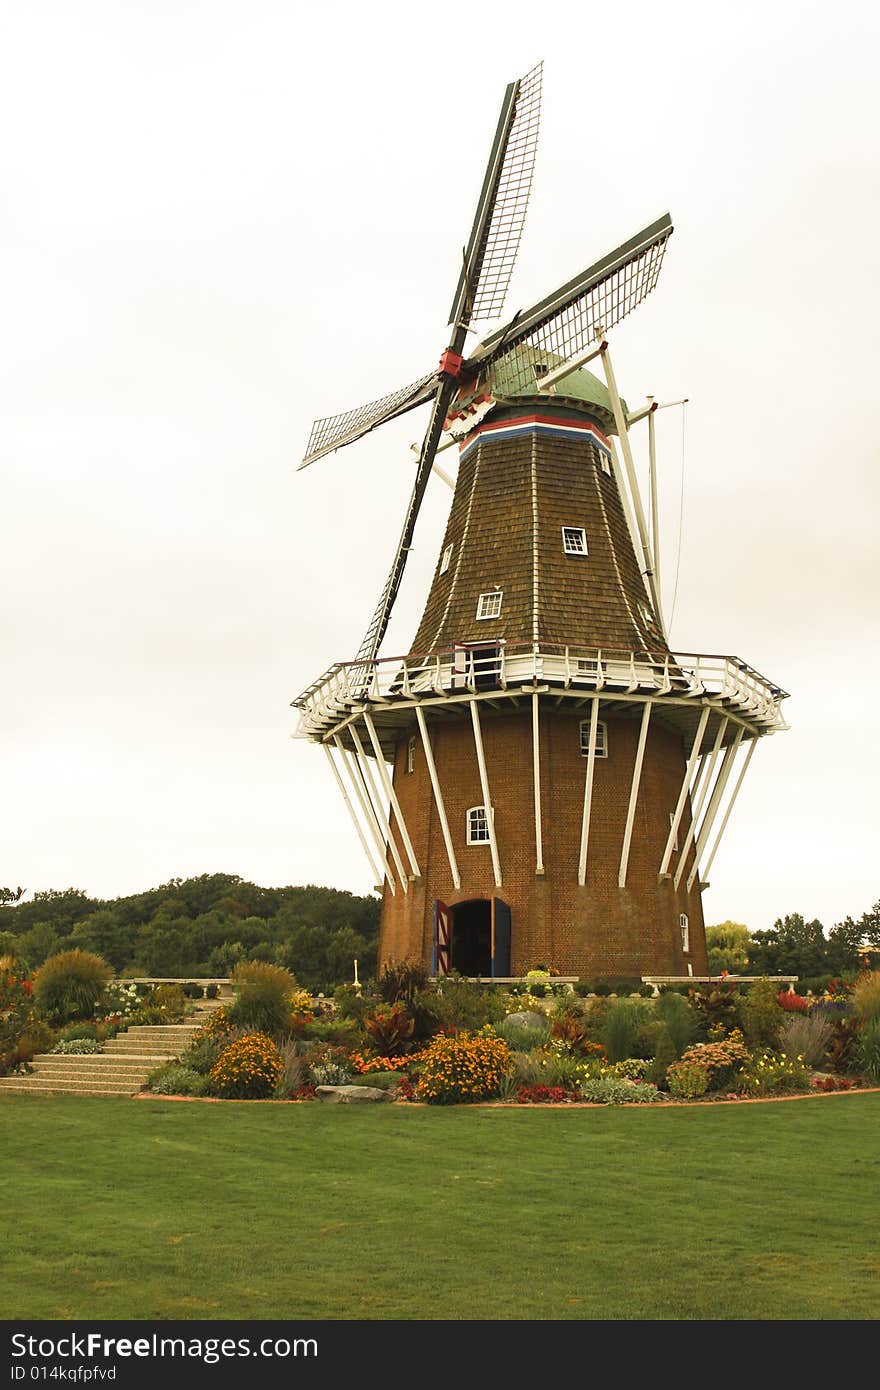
left=532, top=692, right=545, bottom=875
left=687, top=729, right=746, bottom=891
left=674, top=717, right=728, bottom=891
left=333, top=734, right=399, bottom=894
left=323, top=742, right=383, bottom=888
left=618, top=702, right=652, bottom=887
left=469, top=699, right=502, bottom=888
left=362, top=710, right=421, bottom=879
left=349, top=724, right=409, bottom=893
left=414, top=705, right=461, bottom=891
left=578, top=696, right=601, bottom=886
left=659, top=705, right=710, bottom=877
left=600, top=342, right=663, bottom=624
left=700, top=737, right=758, bottom=883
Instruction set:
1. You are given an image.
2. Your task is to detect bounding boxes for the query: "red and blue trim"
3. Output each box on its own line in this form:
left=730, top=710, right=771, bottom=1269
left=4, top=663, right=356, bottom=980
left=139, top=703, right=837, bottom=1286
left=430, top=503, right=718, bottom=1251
left=458, top=413, right=612, bottom=465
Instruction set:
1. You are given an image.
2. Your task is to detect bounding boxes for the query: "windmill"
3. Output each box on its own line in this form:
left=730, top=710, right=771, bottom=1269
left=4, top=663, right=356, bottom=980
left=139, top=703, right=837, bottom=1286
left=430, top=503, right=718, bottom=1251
left=293, top=63, right=788, bottom=983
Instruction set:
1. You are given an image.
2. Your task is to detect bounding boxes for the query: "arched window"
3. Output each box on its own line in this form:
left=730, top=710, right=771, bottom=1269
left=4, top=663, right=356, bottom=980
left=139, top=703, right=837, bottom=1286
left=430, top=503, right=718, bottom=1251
left=680, top=914, right=690, bottom=954
left=467, top=806, right=491, bottom=844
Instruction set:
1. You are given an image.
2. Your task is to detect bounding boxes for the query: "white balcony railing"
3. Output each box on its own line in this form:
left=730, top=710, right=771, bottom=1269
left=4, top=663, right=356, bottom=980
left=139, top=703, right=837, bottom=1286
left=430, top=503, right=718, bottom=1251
left=293, top=641, right=789, bottom=741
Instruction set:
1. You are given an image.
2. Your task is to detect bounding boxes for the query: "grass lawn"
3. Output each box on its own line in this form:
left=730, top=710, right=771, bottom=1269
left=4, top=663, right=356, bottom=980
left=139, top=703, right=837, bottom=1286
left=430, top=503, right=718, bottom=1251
left=4, top=1092, right=879, bottom=1320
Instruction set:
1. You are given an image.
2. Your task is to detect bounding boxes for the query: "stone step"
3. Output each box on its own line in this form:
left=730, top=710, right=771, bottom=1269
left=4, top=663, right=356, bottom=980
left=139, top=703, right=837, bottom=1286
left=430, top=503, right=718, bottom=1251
left=118, top=1024, right=202, bottom=1034
left=104, top=1040, right=191, bottom=1054
left=30, top=1061, right=168, bottom=1078
left=0, top=1077, right=141, bottom=1095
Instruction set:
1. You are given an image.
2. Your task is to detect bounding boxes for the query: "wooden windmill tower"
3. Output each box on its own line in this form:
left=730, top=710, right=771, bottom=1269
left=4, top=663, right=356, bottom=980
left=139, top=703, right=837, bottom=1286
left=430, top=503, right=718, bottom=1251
left=293, top=64, right=788, bottom=981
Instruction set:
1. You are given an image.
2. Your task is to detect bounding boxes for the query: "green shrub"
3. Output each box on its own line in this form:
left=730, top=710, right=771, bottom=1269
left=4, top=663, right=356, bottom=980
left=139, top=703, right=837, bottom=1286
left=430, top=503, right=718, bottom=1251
left=228, top=961, right=296, bottom=1035
left=150, top=984, right=187, bottom=1021
left=656, top=990, right=699, bottom=1056
left=573, top=982, right=594, bottom=997
left=417, top=1034, right=512, bottom=1104
left=348, top=1070, right=399, bottom=1091
left=601, top=1000, right=642, bottom=1063
left=852, top=970, right=880, bottom=1024
left=148, top=1063, right=208, bottom=1096
left=205, top=984, right=220, bottom=999
left=741, top=979, right=783, bottom=1047
left=499, top=1019, right=549, bottom=1052
left=51, top=1038, right=102, bottom=1055
left=579, top=1077, right=664, bottom=1105
left=32, top=950, right=112, bottom=1024
left=181, top=982, right=204, bottom=999
left=179, top=1035, right=225, bottom=1075
left=424, top=978, right=507, bottom=1033
left=15, top=1020, right=56, bottom=1060
left=734, top=1049, right=810, bottom=1096
left=210, top=1032, right=284, bottom=1099
left=679, top=1035, right=749, bottom=1090
left=666, top=1059, right=710, bottom=1098
left=779, top=1012, right=832, bottom=1068
left=299, top=1017, right=365, bottom=1049
left=856, top=1017, right=880, bottom=1084
left=58, top=1023, right=100, bottom=1042
left=647, top=1026, right=678, bottom=1088
left=309, top=1060, right=352, bottom=1086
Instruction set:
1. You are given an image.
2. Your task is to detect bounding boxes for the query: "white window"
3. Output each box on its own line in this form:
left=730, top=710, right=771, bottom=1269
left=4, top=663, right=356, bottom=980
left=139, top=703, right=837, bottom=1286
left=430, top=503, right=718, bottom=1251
left=638, top=601, right=653, bottom=627
left=406, top=736, right=416, bottom=774
left=680, top=913, right=690, bottom=954
left=599, top=450, right=612, bottom=477
left=579, top=720, right=608, bottom=758
left=467, top=806, right=491, bottom=844
left=669, top=812, right=679, bottom=852
left=562, top=526, right=588, bottom=556
left=576, top=658, right=598, bottom=678
left=476, top=590, right=502, bottom=620
left=440, top=543, right=453, bottom=576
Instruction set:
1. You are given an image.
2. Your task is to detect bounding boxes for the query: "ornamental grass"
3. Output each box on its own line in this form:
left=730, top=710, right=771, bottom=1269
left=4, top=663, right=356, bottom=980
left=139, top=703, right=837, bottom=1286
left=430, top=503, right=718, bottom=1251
left=31, top=949, right=111, bottom=1024
left=209, top=1031, right=283, bottom=1099
left=416, top=1033, right=512, bottom=1105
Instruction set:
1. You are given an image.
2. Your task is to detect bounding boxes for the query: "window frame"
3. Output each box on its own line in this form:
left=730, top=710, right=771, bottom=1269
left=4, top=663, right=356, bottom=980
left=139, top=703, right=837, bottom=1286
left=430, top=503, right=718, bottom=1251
left=562, top=525, right=588, bottom=556
left=599, top=450, right=612, bottom=477
left=476, top=590, right=503, bottom=621
left=680, top=913, right=690, bottom=954
left=439, top=543, right=453, bottom=576
left=406, top=735, right=416, bottom=774
left=579, top=719, right=608, bottom=758
left=466, top=805, right=492, bottom=845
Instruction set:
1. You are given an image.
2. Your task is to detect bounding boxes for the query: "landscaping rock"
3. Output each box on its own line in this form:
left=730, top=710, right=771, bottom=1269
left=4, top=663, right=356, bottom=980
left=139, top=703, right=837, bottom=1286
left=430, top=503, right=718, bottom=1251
left=504, top=1011, right=546, bottom=1031
left=315, top=1085, right=389, bottom=1104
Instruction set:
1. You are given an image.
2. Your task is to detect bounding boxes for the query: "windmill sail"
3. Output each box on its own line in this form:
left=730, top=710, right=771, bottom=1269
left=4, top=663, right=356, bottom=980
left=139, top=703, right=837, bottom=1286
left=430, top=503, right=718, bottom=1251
left=448, top=62, right=542, bottom=330
left=300, top=371, right=439, bottom=469
left=471, top=213, right=673, bottom=394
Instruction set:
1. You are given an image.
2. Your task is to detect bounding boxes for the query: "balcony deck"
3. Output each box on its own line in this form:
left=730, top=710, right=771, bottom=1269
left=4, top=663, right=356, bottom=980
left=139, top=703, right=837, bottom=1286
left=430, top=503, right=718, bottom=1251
left=292, top=642, right=789, bottom=757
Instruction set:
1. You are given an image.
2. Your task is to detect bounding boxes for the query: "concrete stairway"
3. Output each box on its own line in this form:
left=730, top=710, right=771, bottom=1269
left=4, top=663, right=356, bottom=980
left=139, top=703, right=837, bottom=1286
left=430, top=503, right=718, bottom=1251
left=0, top=1022, right=203, bottom=1097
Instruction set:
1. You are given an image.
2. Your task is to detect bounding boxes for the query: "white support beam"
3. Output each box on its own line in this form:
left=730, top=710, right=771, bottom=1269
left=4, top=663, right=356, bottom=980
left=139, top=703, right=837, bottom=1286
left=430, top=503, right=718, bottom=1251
left=362, top=710, right=421, bottom=880
left=647, top=407, right=665, bottom=634
left=532, top=692, right=545, bottom=875
left=687, top=729, right=745, bottom=891
left=674, top=718, right=729, bottom=891
left=700, top=737, right=758, bottom=884
left=537, top=337, right=607, bottom=392
left=349, top=724, right=409, bottom=893
left=607, top=435, right=644, bottom=592
left=578, top=696, right=601, bottom=886
left=323, top=742, right=383, bottom=889
left=659, top=705, right=710, bottom=877
left=469, top=699, right=502, bottom=888
left=332, top=736, right=398, bottom=894
left=618, top=701, right=652, bottom=887
left=600, top=342, right=664, bottom=632
left=414, top=705, right=460, bottom=891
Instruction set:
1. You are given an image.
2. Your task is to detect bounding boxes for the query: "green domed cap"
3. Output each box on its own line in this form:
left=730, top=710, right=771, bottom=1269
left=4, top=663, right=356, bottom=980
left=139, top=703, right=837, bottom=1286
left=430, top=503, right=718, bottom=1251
left=486, top=345, right=624, bottom=435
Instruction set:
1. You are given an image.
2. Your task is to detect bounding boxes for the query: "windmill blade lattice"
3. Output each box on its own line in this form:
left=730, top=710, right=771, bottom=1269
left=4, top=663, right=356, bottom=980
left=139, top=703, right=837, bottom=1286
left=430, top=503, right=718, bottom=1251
left=300, top=371, right=440, bottom=469
left=472, top=213, right=673, bottom=394
left=449, top=61, right=543, bottom=329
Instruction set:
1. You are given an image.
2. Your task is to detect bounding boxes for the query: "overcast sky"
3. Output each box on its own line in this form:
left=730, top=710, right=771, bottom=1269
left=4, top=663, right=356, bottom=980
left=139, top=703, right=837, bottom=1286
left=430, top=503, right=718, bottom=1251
left=2, top=0, right=878, bottom=934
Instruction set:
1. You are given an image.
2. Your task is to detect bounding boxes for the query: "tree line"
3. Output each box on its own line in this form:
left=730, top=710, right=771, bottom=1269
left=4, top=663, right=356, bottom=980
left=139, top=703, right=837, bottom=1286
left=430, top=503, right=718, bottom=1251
left=707, top=905, right=880, bottom=983
left=0, top=874, right=379, bottom=994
